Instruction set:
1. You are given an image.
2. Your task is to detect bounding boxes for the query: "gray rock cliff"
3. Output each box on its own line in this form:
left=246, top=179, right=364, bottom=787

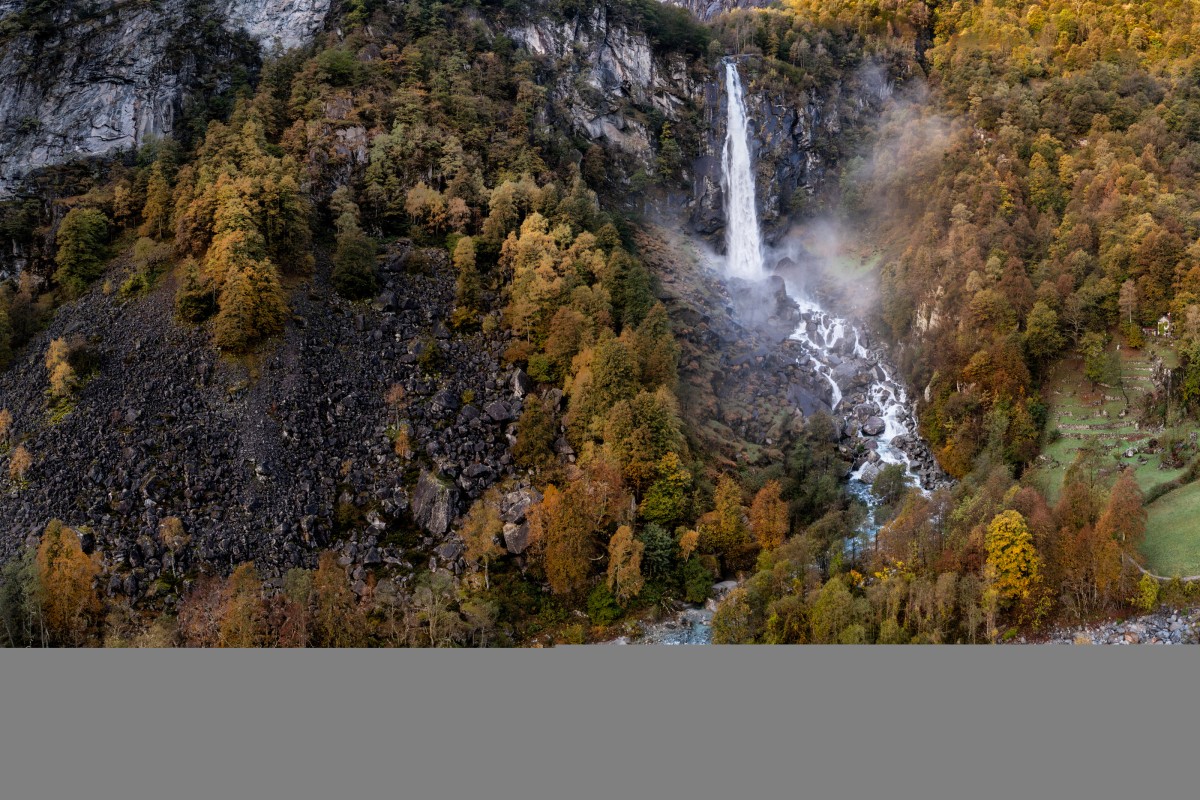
left=661, top=0, right=771, bottom=22
left=0, top=0, right=330, bottom=195
left=508, top=9, right=906, bottom=248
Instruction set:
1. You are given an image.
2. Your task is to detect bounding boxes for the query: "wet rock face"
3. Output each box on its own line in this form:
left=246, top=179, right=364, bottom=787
left=691, top=60, right=905, bottom=246
left=0, top=0, right=331, bottom=195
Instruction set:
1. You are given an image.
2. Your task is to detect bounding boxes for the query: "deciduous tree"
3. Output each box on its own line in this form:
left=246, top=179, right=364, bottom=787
left=36, top=519, right=100, bottom=646
left=313, top=551, right=368, bottom=647
left=606, top=525, right=644, bottom=604
left=1095, top=470, right=1146, bottom=553
left=749, top=480, right=789, bottom=550
left=461, top=492, right=505, bottom=589
left=985, top=510, right=1042, bottom=612
left=218, top=562, right=267, bottom=648
left=529, top=484, right=590, bottom=599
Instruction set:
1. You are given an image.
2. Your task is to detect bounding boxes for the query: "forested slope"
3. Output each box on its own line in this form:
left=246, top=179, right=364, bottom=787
left=1, top=1, right=1198, bottom=646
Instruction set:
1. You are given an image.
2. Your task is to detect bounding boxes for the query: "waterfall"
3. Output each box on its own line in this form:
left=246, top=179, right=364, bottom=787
left=718, top=60, right=935, bottom=501
left=722, top=61, right=765, bottom=281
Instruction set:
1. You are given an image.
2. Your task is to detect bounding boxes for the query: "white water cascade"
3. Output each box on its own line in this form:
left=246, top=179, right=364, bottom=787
left=787, top=295, right=922, bottom=489
left=619, top=61, right=945, bottom=645
left=718, top=61, right=932, bottom=502
left=722, top=61, right=766, bottom=281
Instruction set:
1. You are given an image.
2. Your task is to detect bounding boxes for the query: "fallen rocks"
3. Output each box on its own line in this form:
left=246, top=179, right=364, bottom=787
left=1043, top=608, right=1200, bottom=645
left=0, top=245, right=516, bottom=598
left=503, top=522, right=531, bottom=555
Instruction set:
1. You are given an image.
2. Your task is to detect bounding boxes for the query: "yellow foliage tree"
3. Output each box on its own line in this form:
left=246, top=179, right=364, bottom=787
left=461, top=491, right=505, bottom=589
left=218, top=562, right=267, bottom=648
left=606, top=525, right=645, bottom=604
left=678, top=528, right=699, bottom=562
left=8, top=443, right=31, bottom=481
left=698, top=475, right=752, bottom=569
left=985, top=510, right=1042, bottom=612
left=45, top=338, right=77, bottom=401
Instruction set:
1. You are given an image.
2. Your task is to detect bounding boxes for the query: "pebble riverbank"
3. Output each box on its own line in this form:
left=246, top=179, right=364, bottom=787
left=1039, top=608, right=1200, bottom=645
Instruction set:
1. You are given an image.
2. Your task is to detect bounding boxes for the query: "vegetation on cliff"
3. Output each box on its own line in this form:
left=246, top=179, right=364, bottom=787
left=4, top=0, right=1200, bottom=645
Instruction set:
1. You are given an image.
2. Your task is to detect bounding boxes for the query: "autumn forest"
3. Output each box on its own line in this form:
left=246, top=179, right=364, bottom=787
left=2, top=0, right=1200, bottom=647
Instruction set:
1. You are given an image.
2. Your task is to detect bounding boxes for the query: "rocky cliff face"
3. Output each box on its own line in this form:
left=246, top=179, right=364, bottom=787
left=661, top=0, right=770, bottom=22
left=0, top=0, right=330, bottom=196
left=509, top=6, right=698, bottom=170
left=510, top=10, right=905, bottom=250
left=691, top=60, right=900, bottom=248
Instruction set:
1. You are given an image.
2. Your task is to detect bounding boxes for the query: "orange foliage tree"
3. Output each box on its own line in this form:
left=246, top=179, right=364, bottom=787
left=749, top=480, right=789, bottom=550
left=36, top=520, right=100, bottom=646
left=218, top=562, right=268, bottom=648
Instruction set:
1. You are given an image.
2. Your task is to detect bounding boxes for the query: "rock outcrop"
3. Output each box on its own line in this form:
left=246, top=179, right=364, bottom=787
left=508, top=9, right=912, bottom=249
left=0, top=0, right=330, bottom=195
left=661, top=0, right=771, bottom=23
left=509, top=5, right=698, bottom=168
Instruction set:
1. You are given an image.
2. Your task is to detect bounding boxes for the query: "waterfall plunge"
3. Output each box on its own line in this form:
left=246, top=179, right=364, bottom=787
left=718, top=61, right=939, bottom=503
left=722, top=61, right=765, bottom=281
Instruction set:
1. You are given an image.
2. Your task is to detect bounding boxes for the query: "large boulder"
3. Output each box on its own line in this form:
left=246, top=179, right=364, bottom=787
left=485, top=400, right=512, bottom=422
left=509, top=369, right=534, bottom=399
left=500, top=486, right=542, bottom=524
left=412, top=470, right=459, bottom=537
left=858, top=463, right=881, bottom=485
left=503, top=522, right=531, bottom=555
left=832, top=359, right=874, bottom=392
left=861, top=417, right=886, bottom=436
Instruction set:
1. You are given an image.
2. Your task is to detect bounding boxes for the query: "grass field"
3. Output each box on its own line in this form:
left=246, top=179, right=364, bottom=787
left=1143, top=480, right=1200, bottom=577
left=1027, top=339, right=1185, bottom=506
left=1025, top=335, right=1200, bottom=576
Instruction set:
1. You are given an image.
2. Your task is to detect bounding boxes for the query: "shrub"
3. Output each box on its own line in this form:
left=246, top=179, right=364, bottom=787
left=682, top=556, right=711, bottom=604
left=121, top=237, right=173, bottom=299
left=1132, top=573, right=1159, bottom=613
left=556, top=623, right=586, bottom=645
left=587, top=583, right=622, bottom=625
